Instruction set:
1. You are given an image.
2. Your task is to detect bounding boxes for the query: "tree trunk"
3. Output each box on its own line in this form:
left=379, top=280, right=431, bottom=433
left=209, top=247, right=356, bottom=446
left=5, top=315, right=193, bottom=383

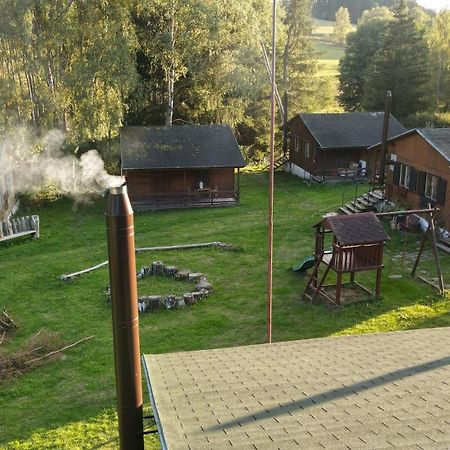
left=165, top=0, right=176, bottom=126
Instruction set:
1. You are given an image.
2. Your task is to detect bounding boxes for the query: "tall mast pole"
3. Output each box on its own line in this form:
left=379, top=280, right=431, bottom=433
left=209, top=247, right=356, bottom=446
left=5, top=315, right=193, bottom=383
left=267, top=0, right=276, bottom=344
left=379, top=90, right=392, bottom=189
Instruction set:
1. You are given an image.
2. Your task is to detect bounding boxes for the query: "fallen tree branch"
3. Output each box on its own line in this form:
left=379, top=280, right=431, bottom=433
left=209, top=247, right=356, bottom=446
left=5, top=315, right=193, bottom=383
left=24, top=335, right=94, bottom=366
left=59, top=241, right=233, bottom=281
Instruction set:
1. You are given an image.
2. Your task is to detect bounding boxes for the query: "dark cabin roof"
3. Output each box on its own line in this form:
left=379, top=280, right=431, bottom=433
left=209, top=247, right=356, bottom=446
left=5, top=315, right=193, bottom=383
left=290, top=112, right=406, bottom=149
left=317, top=212, right=389, bottom=246
left=121, top=125, right=246, bottom=170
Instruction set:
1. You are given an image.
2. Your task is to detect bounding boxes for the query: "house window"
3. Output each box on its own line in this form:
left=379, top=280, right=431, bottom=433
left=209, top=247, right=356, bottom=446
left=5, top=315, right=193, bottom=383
left=399, top=164, right=410, bottom=188
left=304, top=141, right=310, bottom=158
left=425, top=173, right=438, bottom=200
left=294, top=136, right=300, bottom=153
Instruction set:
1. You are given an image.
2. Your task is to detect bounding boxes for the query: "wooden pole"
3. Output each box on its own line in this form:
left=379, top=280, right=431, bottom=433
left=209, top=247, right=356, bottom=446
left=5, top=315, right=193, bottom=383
left=378, top=90, right=392, bottom=188
left=428, top=208, right=445, bottom=295
left=267, top=0, right=276, bottom=344
left=411, top=224, right=430, bottom=277
left=375, top=207, right=439, bottom=217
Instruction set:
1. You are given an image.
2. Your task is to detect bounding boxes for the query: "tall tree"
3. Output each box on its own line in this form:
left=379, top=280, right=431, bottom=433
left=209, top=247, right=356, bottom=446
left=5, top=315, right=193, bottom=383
left=332, top=7, right=351, bottom=43
left=361, top=0, right=430, bottom=117
left=427, top=11, right=450, bottom=111
left=338, top=6, right=393, bottom=111
left=0, top=0, right=138, bottom=144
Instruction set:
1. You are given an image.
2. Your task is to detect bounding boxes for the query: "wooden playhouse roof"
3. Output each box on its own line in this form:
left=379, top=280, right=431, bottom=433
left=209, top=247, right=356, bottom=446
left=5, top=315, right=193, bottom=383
left=316, top=212, right=389, bottom=246
left=120, top=124, right=246, bottom=170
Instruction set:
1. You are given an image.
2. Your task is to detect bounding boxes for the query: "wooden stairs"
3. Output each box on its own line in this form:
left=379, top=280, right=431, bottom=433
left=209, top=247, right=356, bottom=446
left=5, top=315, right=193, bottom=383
left=264, top=155, right=288, bottom=171
left=339, top=189, right=384, bottom=215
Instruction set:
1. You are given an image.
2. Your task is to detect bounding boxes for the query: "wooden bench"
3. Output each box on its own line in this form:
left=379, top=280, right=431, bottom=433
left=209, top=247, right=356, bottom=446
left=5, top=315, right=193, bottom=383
left=0, top=215, right=40, bottom=242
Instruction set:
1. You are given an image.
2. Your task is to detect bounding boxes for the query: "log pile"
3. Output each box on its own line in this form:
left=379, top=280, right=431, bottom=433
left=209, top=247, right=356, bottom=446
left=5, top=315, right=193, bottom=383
left=0, top=215, right=40, bottom=241
left=0, top=330, right=93, bottom=380
left=0, top=310, right=16, bottom=344
left=106, top=261, right=213, bottom=313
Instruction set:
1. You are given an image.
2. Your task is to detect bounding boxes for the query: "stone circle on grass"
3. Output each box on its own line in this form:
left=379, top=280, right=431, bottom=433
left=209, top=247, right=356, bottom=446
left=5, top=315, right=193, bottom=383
left=106, top=260, right=213, bottom=313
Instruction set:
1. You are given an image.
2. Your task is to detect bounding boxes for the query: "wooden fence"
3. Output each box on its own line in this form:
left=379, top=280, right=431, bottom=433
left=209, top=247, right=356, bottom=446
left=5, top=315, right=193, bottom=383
left=0, top=215, right=40, bottom=242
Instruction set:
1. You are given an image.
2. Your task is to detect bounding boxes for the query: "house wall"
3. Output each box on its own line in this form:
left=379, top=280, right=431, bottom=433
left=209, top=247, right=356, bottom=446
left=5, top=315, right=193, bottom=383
left=124, top=168, right=235, bottom=205
left=288, top=117, right=373, bottom=178
left=288, top=118, right=318, bottom=174
left=385, top=133, right=450, bottom=230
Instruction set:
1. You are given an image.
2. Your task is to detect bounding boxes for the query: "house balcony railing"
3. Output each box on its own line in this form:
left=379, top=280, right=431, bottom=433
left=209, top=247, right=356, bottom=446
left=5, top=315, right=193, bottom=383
left=129, top=187, right=240, bottom=210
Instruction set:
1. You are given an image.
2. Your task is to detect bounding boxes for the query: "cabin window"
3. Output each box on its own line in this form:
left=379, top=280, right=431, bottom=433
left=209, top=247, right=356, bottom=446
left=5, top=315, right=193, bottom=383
left=294, top=136, right=300, bottom=153
left=399, top=164, right=410, bottom=188
left=425, top=173, right=438, bottom=200
left=304, top=141, right=311, bottom=158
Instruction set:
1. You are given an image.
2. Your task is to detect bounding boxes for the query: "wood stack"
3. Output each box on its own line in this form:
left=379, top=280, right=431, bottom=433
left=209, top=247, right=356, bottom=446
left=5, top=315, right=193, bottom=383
left=106, top=260, right=213, bottom=313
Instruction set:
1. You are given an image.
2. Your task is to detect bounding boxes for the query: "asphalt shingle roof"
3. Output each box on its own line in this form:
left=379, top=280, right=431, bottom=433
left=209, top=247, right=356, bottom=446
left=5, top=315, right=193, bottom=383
left=143, top=328, right=450, bottom=450
left=121, top=125, right=245, bottom=170
left=295, top=112, right=406, bottom=149
left=419, top=128, right=450, bottom=162
left=323, top=212, right=389, bottom=246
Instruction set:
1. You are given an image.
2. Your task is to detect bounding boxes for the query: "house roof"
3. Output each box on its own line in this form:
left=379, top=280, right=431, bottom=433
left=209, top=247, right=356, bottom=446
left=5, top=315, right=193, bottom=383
left=121, top=125, right=246, bottom=170
left=419, top=128, right=450, bottom=162
left=290, top=112, right=406, bottom=149
left=317, top=212, right=389, bottom=246
left=369, top=127, right=450, bottom=162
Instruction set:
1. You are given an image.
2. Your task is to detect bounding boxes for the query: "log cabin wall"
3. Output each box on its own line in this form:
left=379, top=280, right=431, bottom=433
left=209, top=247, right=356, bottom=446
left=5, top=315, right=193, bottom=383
left=288, top=116, right=367, bottom=176
left=124, top=168, right=236, bottom=205
left=386, top=133, right=450, bottom=230
left=288, top=118, right=318, bottom=175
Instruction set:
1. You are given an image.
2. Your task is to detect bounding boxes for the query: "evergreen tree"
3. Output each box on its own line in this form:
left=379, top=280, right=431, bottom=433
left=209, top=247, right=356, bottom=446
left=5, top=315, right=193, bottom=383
left=338, top=6, right=393, bottom=110
left=427, top=11, right=450, bottom=111
left=332, top=7, right=351, bottom=43
left=361, top=0, right=430, bottom=117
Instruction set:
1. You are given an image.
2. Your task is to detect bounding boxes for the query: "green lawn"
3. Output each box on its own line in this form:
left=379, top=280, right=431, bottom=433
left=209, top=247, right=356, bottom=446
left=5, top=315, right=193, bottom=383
left=1, top=172, right=449, bottom=449
left=312, top=18, right=355, bottom=112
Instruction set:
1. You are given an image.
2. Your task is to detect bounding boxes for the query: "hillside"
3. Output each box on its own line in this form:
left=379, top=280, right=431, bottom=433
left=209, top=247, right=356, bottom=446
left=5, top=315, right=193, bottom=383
left=312, top=18, right=354, bottom=112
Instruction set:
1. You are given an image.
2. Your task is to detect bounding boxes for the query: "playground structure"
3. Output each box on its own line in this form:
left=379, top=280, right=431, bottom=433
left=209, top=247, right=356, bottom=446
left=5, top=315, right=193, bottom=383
left=301, top=207, right=446, bottom=306
left=302, top=212, right=389, bottom=306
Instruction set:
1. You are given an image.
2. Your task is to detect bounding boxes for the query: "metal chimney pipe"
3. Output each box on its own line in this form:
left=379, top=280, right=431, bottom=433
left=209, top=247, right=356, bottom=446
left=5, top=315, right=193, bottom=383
left=379, top=90, right=392, bottom=188
left=106, top=186, right=144, bottom=450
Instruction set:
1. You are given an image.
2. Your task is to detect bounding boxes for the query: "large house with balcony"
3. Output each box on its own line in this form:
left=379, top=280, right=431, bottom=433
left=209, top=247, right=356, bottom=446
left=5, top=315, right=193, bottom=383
left=285, top=112, right=406, bottom=182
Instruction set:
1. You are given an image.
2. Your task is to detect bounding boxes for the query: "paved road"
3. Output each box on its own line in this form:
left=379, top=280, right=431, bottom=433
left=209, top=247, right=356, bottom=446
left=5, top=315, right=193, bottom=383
left=143, top=327, right=450, bottom=449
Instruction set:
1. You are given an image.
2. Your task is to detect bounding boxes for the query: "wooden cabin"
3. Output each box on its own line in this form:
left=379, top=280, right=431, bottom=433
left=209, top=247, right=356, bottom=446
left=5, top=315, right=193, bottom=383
left=286, top=112, right=406, bottom=182
left=120, top=125, right=245, bottom=210
left=0, top=171, right=16, bottom=221
left=303, top=212, right=389, bottom=305
left=384, top=128, right=449, bottom=230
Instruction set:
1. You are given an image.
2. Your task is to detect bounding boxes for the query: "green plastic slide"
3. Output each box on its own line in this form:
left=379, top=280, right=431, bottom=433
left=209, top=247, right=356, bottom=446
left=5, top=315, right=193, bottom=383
left=292, top=255, right=315, bottom=272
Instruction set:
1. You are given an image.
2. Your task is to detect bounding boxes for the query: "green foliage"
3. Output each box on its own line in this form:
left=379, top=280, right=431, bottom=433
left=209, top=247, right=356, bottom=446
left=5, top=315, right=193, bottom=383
left=427, top=11, right=450, bottom=111
left=1, top=174, right=449, bottom=448
left=332, top=7, right=351, bottom=43
left=0, top=1, right=138, bottom=145
left=312, top=0, right=397, bottom=23
left=338, top=7, right=393, bottom=111
left=361, top=1, right=430, bottom=116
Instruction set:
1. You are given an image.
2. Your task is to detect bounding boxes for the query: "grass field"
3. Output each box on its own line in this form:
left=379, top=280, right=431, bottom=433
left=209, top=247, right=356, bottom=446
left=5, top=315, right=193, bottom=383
left=312, top=18, right=354, bottom=111
left=1, top=172, right=449, bottom=449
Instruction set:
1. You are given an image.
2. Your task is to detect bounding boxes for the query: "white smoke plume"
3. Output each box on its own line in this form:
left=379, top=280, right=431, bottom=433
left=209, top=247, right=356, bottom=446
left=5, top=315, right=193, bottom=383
left=0, top=127, right=123, bottom=202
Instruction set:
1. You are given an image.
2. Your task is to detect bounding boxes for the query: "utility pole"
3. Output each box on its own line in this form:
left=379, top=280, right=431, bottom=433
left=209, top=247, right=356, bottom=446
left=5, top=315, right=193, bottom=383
left=379, top=90, right=392, bottom=189
left=267, top=0, right=276, bottom=344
